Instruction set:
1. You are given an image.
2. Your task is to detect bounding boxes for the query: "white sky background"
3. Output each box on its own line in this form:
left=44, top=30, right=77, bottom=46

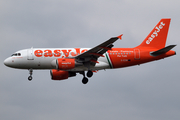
left=0, top=0, right=180, bottom=120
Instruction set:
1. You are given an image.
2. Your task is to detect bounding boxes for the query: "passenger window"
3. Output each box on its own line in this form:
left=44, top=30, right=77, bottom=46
left=18, top=53, right=21, bottom=56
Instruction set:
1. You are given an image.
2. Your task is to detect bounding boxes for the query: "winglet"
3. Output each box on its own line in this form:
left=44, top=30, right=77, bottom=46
left=117, top=34, right=123, bottom=40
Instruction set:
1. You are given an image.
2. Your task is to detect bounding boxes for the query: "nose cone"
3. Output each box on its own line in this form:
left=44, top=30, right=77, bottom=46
left=4, top=57, right=13, bottom=67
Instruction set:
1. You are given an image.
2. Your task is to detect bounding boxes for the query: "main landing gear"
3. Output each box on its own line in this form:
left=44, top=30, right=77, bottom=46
left=80, top=70, right=93, bottom=84
left=87, top=70, right=93, bottom=78
left=28, top=69, right=33, bottom=81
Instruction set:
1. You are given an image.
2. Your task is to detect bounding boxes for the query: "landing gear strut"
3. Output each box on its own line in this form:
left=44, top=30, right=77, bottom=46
left=28, top=69, right=33, bottom=81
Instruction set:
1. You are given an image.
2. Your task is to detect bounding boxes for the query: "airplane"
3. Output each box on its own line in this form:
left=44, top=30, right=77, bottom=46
left=4, top=18, right=176, bottom=84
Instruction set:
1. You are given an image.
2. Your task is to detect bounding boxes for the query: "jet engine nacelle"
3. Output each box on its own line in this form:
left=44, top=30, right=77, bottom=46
left=50, top=69, right=76, bottom=80
left=56, top=58, right=75, bottom=70
left=55, top=58, right=83, bottom=70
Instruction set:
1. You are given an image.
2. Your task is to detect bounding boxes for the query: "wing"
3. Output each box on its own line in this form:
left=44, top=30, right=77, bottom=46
left=75, top=34, right=123, bottom=66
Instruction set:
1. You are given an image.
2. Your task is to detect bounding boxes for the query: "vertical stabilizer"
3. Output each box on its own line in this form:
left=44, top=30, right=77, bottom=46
left=137, top=19, right=171, bottom=49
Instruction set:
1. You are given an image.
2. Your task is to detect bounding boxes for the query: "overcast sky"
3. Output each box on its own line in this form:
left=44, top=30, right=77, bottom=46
left=0, top=0, right=180, bottom=120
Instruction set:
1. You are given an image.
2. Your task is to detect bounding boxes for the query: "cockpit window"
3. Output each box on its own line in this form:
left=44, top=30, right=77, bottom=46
left=11, top=53, right=17, bottom=56
left=11, top=53, right=21, bottom=56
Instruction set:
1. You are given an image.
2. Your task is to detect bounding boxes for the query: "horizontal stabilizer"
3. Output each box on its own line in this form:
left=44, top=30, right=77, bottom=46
left=150, top=45, right=176, bottom=56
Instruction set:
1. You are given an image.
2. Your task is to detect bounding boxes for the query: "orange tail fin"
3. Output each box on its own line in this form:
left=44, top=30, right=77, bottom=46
left=137, top=18, right=171, bottom=49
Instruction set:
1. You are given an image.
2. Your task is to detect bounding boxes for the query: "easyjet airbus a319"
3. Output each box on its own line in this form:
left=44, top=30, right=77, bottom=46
left=4, top=19, right=176, bottom=84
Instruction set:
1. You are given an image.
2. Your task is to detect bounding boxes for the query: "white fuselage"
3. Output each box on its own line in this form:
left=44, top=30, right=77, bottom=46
left=4, top=48, right=110, bottom=71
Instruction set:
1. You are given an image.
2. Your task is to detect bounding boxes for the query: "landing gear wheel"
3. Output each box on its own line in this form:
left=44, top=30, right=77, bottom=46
left=28, top=76, right=32, bottom=81
left=87, top=70, right=93, bottom=78
left=28, top=69, right=33, bottom=81
left=82, top=77, right=88, bottom=84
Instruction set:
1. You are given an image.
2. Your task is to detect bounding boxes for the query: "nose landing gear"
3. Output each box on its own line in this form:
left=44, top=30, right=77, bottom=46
left=28, top=76, right=32, bottom=81
left=28, top=69, right=33, bottom=81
